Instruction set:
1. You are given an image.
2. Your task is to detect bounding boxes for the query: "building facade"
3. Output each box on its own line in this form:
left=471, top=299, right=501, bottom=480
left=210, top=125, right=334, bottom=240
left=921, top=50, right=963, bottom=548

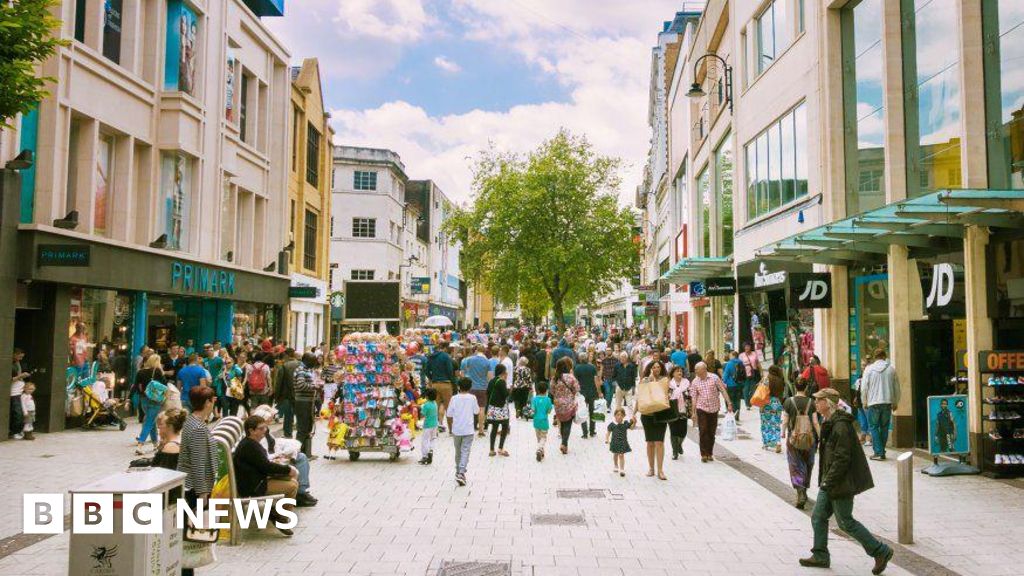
left=660, top=0, right=1024, bottom=473
left=286, top=58, right=333, bottom=353
left=0, top=0, right=292, bottom=437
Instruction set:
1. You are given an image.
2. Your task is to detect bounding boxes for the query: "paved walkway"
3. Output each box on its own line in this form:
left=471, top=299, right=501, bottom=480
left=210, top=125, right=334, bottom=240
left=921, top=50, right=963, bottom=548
left=0, top=410, right=1017, bottom=575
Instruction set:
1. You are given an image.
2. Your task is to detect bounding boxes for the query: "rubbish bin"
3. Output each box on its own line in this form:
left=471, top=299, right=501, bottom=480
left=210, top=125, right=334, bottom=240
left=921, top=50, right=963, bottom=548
left=69, top=467, right=185, bottom=576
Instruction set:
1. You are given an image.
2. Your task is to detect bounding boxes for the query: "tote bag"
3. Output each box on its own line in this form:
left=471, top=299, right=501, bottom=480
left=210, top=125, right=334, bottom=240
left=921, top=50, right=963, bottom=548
left=636, top=378, right=670, bottom=415
left=751, top=378, right=771, bottom=408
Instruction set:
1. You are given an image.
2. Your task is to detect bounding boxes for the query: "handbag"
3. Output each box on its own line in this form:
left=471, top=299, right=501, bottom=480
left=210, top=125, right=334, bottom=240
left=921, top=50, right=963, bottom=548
left=184, top=516, right=220, bottom=544
left=486, top=405, right=510, bottom=421
left=181, top=541, right=217, bottom=569
left=636, top=378, right=670, bottom=415
left=228, top=376, right=245, bottom=400
left=751, top=379, right=771, bottom=408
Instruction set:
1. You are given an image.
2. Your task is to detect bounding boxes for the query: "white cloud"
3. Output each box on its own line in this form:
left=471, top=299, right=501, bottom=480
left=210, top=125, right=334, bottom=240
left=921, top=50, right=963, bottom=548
left=433, top=56, right=462, bottom=74
left=327, top=0, right=681, bottom=205
left=334, top=0, right=433, bottom=43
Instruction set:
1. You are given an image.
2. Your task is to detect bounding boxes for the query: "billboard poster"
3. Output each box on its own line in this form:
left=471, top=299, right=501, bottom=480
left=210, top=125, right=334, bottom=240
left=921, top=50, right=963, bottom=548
left=225, top=50, right=240, bottom=123
left=927, top=394, right=969, bottom=456
left=160, top=152, right=190, bottom=251
left=94, top=135, right=112, bottom=235
left=165, top=1, right=198, bottom=95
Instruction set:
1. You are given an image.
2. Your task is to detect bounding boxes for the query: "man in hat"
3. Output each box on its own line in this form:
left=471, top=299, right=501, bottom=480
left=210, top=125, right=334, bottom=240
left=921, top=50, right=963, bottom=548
left=800, top=388, right=893, bottom=575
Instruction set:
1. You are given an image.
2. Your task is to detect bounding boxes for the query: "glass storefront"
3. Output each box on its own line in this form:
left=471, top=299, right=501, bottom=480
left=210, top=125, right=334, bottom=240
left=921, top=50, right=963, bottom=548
left=985, top=1, right=1024, bottom=190
left=719, top=295, right=735, bottom=354
left=849, top=271, right=890, bottom=380
left=67, top=288, right=135, bottom=405
left=842, top=0, right=887, bottom=214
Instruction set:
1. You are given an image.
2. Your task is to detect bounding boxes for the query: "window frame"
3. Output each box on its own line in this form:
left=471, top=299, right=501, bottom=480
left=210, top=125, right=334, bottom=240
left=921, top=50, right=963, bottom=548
left=305, top=123, right=320, bottom=187
left=353, top=170, right=378, bottom=191
left=351, top=269, right=375, bottom=280
left=303, top=208, right=318, bottom=271
left=742, top=101, right=808, bottom=222
left=351, top=217, right=376, bottom=238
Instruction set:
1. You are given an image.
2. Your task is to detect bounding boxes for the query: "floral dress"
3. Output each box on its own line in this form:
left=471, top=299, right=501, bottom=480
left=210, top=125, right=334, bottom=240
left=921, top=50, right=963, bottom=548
left=760, top=396, right=784, bottom=449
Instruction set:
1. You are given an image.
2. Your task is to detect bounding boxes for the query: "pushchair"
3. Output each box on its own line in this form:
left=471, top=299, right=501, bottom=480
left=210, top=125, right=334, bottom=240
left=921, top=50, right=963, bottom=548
left=66, top=364, right=128, bottom=430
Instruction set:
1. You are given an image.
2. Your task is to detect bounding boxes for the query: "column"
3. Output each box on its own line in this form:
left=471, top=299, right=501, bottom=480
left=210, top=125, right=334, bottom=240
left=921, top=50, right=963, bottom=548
left=820, top=265, right=851, bottom=382
left=888, top=245, right=914, bottom=448
left=963, top=225, right=992, bottom=466
left=0, top=171, right=22, bottom=439
left=130, top=292, right=149, bottom=382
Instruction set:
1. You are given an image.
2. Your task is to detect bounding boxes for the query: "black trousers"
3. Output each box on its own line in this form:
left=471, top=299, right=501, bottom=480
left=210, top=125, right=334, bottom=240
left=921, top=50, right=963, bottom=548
left=580, top=396, right=596, bottom=436
left=9, top=397, right=23, bottom=436
left=669, top=417, right=688, bottom=455
left=559, top=420, right=573, bottom=448
left=489, top=420, right=509, bottom=450
left=294, top=399, right=314, bottom=457
left=511, top=387, right=530, bottom=417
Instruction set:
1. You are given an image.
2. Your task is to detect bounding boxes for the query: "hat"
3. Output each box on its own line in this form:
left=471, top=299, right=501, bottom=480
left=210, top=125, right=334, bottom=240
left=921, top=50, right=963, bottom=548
left=812, top=388, right=840, bottom=402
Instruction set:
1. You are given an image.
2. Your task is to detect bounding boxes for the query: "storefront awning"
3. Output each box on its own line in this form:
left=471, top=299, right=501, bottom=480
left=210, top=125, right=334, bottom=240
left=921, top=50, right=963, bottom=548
left=754, top=189, right=1024, bottom=265
left=660, top=257, right=734, bottom=285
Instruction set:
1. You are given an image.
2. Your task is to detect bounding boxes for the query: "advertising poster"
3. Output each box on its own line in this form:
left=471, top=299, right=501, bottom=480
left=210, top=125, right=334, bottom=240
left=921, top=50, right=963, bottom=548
left=102, top=0, right=123, bottom=63
left=164, top=1, right=198, bottom=95
left=927, top=394, right=969, bottom=455
left=160, top=152, right=190, bottom=251
left=225, top=50, right=240, bottom=122
left=94, top=136, right=112, bottom=235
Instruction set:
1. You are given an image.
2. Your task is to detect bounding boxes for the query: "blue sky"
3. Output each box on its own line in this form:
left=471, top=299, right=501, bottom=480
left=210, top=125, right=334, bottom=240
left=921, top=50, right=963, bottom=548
left=267, top=0, right=684, bottom=203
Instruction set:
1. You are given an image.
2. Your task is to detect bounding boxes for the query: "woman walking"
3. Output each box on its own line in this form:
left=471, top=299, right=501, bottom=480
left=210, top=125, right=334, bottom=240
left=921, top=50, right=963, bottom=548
left=135, top=354, right=165, bottom=452
left=551, top=357, right=579, bottom=455
left=667, top=365, right=690, bottom=460
left=177, top=386, right=219, bottom=576
left=761, top=365, right=786, bottom=452
left=782, top=377, right=818, bottom=509
left=511, top=357, right=534, bottom=419
left=486, top=364, right=511, bottom=456
left=638, top=360, right=670, bottom=479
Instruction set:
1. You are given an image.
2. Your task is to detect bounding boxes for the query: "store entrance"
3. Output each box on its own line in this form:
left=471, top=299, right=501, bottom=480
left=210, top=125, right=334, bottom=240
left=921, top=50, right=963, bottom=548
left=909, top=320, right=956, bottom=448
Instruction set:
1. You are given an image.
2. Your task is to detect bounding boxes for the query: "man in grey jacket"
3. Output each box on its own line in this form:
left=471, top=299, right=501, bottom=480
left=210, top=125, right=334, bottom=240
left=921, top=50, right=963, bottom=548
left=859, top=349, right=900, bottom=461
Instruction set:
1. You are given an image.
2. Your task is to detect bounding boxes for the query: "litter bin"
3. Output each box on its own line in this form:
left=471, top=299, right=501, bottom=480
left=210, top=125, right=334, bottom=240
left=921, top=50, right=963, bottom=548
left=69, top=467, right=185, bottom=576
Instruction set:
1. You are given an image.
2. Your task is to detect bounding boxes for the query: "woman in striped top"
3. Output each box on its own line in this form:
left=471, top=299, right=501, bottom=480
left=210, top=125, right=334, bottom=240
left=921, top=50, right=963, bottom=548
left=177, top=385, right=218, bottom=576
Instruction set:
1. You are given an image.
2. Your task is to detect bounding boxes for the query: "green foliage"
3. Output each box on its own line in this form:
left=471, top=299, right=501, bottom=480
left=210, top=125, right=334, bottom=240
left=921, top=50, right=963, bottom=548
left=0, top=0, right=65, bottom=127
left=446, top=129, right=639, bottom=330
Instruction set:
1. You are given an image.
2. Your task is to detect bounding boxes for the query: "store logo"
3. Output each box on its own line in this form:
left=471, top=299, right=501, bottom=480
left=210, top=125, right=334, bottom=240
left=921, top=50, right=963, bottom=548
left=754, top=262, right=786, bottom=288
left=798, top=280, right=829, bottom=302
left=926, top=263, right=954, bottom=309
left=171, top=261, right=236, bottom=296
left=90, top=545, right=118, bottom=569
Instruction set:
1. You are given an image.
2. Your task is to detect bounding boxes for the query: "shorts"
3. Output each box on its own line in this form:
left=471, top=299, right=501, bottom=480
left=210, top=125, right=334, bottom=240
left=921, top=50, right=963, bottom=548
left=470, top=389, right=488, bottom=408
left=429, top=382, right=454, bottom=408
left=640, top=413, right=667, bottom=443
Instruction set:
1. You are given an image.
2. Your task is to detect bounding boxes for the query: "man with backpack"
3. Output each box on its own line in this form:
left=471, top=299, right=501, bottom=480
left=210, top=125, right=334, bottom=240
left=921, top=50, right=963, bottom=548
left=247, top=353, right=273, bottom=409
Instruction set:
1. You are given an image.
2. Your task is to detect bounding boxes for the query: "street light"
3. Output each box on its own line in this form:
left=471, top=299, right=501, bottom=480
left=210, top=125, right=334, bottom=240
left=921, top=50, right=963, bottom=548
left=686, top=52, right=733, bottom=113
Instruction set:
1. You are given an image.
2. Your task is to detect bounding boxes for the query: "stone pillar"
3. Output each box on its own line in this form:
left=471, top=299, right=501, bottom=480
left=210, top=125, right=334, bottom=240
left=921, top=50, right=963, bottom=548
left=0, top=170, right=22, bottom=439
left=963, top=225, right=992, bottom=466
left=888, top=245, right=914, bottom=448
left=821, top=265, right=851, bottom=382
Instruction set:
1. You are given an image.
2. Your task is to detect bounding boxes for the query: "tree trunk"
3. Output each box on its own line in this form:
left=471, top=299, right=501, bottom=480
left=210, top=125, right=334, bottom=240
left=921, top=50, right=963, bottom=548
left=552, top=294, right=565, bottom=333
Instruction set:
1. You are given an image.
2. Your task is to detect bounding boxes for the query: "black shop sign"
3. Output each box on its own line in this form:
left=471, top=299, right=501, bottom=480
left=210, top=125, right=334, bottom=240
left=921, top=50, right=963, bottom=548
left=789, top=273, right=833, bottom=309
left=691, top=277, right=736, bottom=297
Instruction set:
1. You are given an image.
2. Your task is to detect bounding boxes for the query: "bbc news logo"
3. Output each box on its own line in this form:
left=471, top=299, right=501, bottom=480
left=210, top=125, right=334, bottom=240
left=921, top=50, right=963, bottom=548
left=23, top=494, right=297, bottom=534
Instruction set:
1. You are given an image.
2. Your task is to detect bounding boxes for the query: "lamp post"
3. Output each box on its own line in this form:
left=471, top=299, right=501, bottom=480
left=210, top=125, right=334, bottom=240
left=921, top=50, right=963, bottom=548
left=686, top=53, right=733, bottom=113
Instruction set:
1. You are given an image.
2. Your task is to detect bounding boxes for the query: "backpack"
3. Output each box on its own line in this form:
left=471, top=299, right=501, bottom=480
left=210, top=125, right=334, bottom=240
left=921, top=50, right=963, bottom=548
left=790, top=397, right=815, bottom=451
left=248, top=362, right=269, bottom=394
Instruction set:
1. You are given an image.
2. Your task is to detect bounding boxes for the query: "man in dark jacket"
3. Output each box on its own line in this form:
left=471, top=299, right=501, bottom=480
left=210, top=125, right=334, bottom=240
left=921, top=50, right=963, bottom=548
left=801, top=388, right=893, bottom=574
left=233, top=415, right=297, bottom=536
left=275, top=350, right=299, bottom=438
left=549, top=339, right=576, bottom=372
left=424, top=342, right=455, bottom=432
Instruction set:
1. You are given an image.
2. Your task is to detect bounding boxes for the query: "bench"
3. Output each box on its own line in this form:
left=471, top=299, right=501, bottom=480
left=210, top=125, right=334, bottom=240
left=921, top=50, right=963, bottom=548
left=210, top=416, right=284, bottom=545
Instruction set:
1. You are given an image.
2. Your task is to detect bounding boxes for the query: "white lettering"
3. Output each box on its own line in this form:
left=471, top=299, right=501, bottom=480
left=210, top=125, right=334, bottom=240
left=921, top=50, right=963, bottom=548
left=926, top=263, right=955, bottom=309
left=177, top=498, right=204, bottom=529
left=232, top=498, right=274, bottom=530
left=23, top=494, right=63, bottom=534
left=273, top=499, right=298, bottom=529
left=207, top=499, right=231, bottom=529
left=72, top=493, right=112, bottom=534
left=123, top=494, right=162, bottom=534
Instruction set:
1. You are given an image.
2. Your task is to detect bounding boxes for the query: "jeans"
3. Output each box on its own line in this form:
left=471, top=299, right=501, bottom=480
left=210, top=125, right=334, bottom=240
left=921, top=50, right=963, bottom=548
left=726, top=386, right=743, bottom=417
left=453, top=434, right=473, bottom=475
left=559, top=420, right=573, bottom=448
left=867, top=404, right=892, bottom=457
left=602, top=379, right=615, bottom=408
left=277, top=398, right=294, bottom=437
left=137, top=397, right=160, bottom=444
left=131, top=391, right=144, bottom=422
left=811, top=489, right=889, bottom=561
left=293, top=452, right=311, bottom=495
left=294, top=400, right=314, bottom=457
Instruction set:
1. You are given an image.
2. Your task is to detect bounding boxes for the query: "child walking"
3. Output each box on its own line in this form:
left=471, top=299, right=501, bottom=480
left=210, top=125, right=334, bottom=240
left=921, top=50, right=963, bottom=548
left=531, top=380, right=554, bottom=461
left=419, top=388, right=438, bottom=465
left=605, top=407, right=633, bottom=476
left=486, top=364, right=511, bottom=457
left=447, top=378, right=479, bottom=486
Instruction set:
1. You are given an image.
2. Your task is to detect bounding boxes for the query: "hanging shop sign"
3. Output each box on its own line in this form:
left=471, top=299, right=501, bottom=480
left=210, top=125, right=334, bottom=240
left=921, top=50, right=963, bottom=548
left=919, top=262, right=965, bottom=315
left=753, top=262, right=787, bottom=288
left=330, top=291, right=345, bottom=308
left=926, top=395, right=970, bottom=456
left=705, top=277, right=736, bottom=297
left=411, top=277, right=431, bottom=295
left=289, top=286, right=319, bottom=299
left=37, top=244, right=90, bottom=267
left=689, top=281, right=707, bottom=298
left=789, top=273, right=833, bottom=309
left=977, top=350, right=1024, bottom=372
left=170, top=261, right=236, bottom=296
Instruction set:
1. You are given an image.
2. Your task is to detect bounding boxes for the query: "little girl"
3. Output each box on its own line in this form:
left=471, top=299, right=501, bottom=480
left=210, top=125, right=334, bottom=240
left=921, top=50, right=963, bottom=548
left=20, top=382, right=36, bottom=440
left=605, top=407, right=633, bottom=476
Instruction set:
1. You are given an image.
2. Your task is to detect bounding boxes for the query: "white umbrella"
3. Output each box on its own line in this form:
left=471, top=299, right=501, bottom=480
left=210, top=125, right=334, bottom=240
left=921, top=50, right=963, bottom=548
left=422, top=315, right=454, bottom=328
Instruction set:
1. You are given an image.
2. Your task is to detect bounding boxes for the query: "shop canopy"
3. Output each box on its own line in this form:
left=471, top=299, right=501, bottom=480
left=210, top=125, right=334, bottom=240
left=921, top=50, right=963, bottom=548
left=660, top=256, right=734, bottom=285
left=754, top=189, right=1024, bottom=266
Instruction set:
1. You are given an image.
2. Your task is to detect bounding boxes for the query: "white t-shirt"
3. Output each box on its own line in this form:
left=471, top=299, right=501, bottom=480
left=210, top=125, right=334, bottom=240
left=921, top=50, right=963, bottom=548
left=500, top=357, right=515, bottom=382
left=447, top=393, right=480, bottom=436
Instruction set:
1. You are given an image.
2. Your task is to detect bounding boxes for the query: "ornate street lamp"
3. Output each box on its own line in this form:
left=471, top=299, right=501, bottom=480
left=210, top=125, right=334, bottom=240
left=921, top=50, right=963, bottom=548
left=686, top=53, right=733, bottom=114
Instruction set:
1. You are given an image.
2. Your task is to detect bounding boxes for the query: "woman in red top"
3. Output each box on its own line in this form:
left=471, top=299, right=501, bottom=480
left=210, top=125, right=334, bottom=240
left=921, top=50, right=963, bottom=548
left=800, top=355, right=831, bottom=394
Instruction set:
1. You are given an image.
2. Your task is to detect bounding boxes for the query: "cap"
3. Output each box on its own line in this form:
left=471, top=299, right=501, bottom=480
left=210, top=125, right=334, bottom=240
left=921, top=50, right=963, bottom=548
left=812, top=388, right=840, bottom=402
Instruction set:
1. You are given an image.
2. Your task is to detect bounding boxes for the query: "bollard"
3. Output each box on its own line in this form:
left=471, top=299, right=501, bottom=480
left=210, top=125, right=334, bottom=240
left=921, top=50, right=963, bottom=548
left=897, top=451, right=913, bottom=544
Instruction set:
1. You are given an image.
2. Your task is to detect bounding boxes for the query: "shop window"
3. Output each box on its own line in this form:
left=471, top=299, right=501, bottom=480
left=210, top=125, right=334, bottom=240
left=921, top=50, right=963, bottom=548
left=984, top=1, right=1024, bottom=190
left=306, top=123, right=320, bottom=187
left=66, top=120, right=82, bottom=215
left=239, top=72, right=253, bottom=144
left=159, top=151, right=192, bottom=251
left=351, top=269, right=374, bottom=280
left=755, top=0, right=793, bottom=75
left=352, top=217, right=376, bottom=238
left=67, top=288, right=134, bottom=400
left=842, top=0, right=886, bottom=215
left=354, top=170, right=377, bottom=191
left=303, top=209, right=318, bottom=271
left=715, top=136, right=734, bottom=258
left=743, top=102, right=807, bottom=221
left=94, top=134, right=114, bottom=236
left=164, top=0, right=199, bottom=96
left=74, top=0, right=87, bottom=43
left=291, top=106, right=300, bottom=171
left=902, top=0, right=962, bottom=198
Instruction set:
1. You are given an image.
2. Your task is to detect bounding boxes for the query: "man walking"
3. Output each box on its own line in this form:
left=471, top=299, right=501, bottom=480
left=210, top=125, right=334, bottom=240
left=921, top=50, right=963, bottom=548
left=459, top=345, right=491, bottom=436
left=859, top=348, right=899, bottom=460
left=275, top=349, right=299, bottom=438
left=689, top=361, right=732, bottom=462
left=611, top=352, right=637, bottom=414
left=801, top=388, right=893, bottom=574
left=424, top=341, right=455, bottom=433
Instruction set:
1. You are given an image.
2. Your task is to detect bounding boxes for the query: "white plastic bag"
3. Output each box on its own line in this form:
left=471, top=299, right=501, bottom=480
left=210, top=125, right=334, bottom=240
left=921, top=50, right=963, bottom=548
left=594, top=398, right=608, bottom=414
left=721, top=412, right=737, bottom=441
left=573, top=394, right=588, bottom=424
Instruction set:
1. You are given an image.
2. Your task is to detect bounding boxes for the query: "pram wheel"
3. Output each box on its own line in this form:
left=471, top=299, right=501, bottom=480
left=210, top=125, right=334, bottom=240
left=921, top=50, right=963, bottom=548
left=348, top=451, right=361, bottom=461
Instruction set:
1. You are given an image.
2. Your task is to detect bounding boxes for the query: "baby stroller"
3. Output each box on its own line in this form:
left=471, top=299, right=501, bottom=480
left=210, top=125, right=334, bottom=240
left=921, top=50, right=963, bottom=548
left=66, top=364, right=127, bottom=430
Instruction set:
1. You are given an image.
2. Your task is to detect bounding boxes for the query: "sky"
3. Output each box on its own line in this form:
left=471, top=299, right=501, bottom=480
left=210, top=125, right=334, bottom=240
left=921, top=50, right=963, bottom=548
left=267, top=0, right=684, bottom=205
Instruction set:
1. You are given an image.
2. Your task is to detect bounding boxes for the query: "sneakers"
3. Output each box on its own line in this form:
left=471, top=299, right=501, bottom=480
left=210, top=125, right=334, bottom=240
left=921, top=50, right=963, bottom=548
left=295, top=492, right=318, bottom=507
left=455, top=473, right=467, bottom=486
left=536, top=449, right=544, bottom=462
left=798, top=557, right=830, bottom=569
left=872, top=547, right=894, bottom=575
left=12, top=433, right=24, bottom=440
left=869, top=454, right=886, bottom=461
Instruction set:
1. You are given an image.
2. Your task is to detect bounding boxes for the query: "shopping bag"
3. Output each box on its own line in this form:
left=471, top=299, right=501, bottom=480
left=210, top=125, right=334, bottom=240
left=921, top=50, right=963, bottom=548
left=573, top=394, right=588, bottom=424
left=636, top=379, right=670, bottom=415
left=594, top=398, right=608, bottom=413
left=721, top=412, right=737, bottom=441
left=181, top=541, right=217, bottom=569
left=751, top=381, right=771, bottom=408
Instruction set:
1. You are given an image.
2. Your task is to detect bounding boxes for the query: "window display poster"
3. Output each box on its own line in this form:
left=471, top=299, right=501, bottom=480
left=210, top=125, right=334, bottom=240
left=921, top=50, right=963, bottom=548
left=102, top=0, right=123, bottom=63
left=225, top=50, right=240, bottom=123
left=927, top=395, right=969, bottom=456
left=164, top=0, right=198, bottom=95
left=94, top=136, right=112, bottom=235
left=160, top=152, right=190, bottom=251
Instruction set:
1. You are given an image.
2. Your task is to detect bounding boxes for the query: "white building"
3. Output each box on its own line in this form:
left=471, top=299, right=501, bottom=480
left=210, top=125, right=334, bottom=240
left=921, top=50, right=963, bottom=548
left=408, top=180, right=464, bottom=327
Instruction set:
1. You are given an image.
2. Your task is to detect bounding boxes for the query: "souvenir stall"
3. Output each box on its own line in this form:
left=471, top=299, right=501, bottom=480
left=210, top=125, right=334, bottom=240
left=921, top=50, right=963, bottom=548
left=327, top=333, right=413, bottom=461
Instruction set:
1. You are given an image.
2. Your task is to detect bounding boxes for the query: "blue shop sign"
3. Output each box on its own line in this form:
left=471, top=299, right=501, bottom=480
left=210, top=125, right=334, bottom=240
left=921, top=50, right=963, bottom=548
left=429, top=304, right=457, bottom=321
left=171, top=261, right=236, bottom=296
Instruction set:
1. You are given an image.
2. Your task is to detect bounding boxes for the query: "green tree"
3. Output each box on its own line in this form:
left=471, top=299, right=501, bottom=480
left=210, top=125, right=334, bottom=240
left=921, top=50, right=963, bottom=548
left=0, top=0, right=65, bottom=127
left=447, top=130, right=638, bottom=331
